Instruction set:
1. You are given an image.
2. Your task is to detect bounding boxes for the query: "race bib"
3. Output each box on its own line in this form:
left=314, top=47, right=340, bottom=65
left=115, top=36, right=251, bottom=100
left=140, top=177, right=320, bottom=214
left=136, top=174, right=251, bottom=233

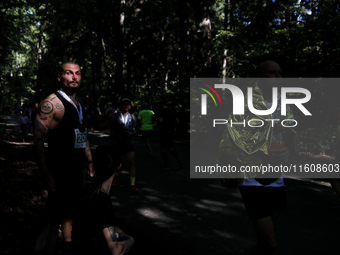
left=74, top=128, right=87, bottom=148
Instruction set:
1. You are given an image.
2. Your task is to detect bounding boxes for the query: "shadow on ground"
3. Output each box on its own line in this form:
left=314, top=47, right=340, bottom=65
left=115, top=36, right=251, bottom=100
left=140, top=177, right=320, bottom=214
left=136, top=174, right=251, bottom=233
left=1, top=114, right=340, bottom=255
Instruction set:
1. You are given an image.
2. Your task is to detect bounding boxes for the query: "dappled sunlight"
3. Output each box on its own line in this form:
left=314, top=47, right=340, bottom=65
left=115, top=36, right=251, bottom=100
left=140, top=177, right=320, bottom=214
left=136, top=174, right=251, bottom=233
left=285, top=175, right=332, bottom=188
left=110, top=197, right=121, bottom=207
left=193, top=201, right=243, bottom=214
left=137, top=207, right=176, bottom=223
left=1, top=123, right=17, bottom=126
left=144, top=195, right=161, bottom=201
left=3, top=111, right=340, bottom=254
left=212, top=229, right=236, bottom=239
left=138, top=187, right=158, bottom=193
left=4, top=140, right=32, bottom=146
left=88, top=131, right=110, bottom=138
left=161, top=205, right=183, bottom=213
left=201, top=199, right=227, bottom=207
left=193, top=202, right=219, bottom=211
left=117, top=170, right=130, bottom=175
left=207, top=183, right=230, bottom=190
left=213, top=229, right=254, bottom=245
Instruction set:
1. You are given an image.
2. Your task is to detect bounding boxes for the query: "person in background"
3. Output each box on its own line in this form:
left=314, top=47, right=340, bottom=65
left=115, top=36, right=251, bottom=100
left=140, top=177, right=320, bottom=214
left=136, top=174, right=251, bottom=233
left=18, top=110, right=30, bottom=143
left=220, top=61, right=291, bottom=254
left=103, top=102, right=116, bottom=132
left=14, top=103, right=20, bottom=115
left=31, top=103, right=39, bottom=135
left=110, top=98, right=138, bottom=192
left=157, top=101, right=183, bottom=169
left=6, top=104, right=11, bottom=114
left=138, top=102, right=155, bottom=157
left=27, top=103, right=33, bottom=133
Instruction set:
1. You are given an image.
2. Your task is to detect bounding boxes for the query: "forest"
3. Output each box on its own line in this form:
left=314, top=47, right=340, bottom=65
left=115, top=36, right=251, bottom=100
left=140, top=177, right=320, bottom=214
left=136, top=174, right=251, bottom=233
left=2, top=1, right=340, bottom=254
left=1, top=0, right=340, bottom=144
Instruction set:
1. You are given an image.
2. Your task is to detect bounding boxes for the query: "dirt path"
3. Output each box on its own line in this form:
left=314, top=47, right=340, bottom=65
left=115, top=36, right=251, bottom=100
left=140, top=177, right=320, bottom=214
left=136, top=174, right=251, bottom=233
left=1, top=114, right=340, bottom=255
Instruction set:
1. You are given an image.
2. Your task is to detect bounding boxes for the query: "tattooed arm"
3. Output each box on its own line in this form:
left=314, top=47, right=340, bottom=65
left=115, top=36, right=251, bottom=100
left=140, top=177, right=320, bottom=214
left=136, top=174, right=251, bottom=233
left=115, top=226, right=134, bottom=254
left=34, top=94, right=63, bottom=191
left=103, top=226, right=124, bottom=255
left=103, top=226, right=134, bottom=255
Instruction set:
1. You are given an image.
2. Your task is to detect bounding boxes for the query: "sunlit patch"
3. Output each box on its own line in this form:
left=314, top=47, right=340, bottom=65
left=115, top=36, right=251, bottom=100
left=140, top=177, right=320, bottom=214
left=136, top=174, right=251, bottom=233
left=110, top=197, right=121, bottom=207
left=201, top=199, right=226, bottom=207
left=144, top=195, right=161, bottom=201
left=137, top=208, right=175, bottom=222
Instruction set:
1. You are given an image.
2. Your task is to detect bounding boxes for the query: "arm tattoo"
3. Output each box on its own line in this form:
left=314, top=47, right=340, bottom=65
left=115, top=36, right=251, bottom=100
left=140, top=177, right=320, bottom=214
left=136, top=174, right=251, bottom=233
left=55, top=102, right=64, bottom=110
left=36, top=119, right=47, bottom=133
left=115, top=226, right=127, bottom=240
left=40, top=101, right=53, bottom=114
left=108, top=226, right=118, bottom=242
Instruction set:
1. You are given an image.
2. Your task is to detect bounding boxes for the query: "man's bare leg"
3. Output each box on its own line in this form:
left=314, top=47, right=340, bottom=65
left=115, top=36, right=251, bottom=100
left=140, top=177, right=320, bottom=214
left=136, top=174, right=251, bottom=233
left=126, top=151, right=138, bottom=191
left=62, top=217, right=73, bottom=242
left=126, top=151, right=136, bottom=178
left=145, top=138, right=153, bottom=154
left=250, top=215, right=278, bottom=255
left=330, top=179, right=340, bottom=198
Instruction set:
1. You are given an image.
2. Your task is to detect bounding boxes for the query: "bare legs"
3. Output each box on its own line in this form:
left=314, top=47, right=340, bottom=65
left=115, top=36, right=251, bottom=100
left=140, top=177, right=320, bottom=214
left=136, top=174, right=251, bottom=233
left=126, top=151, right=136, bottom=178
left=250, top=213, right=280, bottom=255
left=62, top=217, right=73, bottom=242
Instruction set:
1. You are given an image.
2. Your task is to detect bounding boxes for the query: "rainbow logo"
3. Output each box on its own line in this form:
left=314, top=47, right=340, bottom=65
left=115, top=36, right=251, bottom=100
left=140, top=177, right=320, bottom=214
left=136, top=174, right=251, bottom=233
left=197, top=82, right=222, bottom=115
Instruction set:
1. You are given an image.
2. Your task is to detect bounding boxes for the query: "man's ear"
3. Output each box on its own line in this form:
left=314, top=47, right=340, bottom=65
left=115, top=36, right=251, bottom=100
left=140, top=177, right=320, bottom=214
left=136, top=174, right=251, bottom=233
left=57, top=74, right=61, bottom=82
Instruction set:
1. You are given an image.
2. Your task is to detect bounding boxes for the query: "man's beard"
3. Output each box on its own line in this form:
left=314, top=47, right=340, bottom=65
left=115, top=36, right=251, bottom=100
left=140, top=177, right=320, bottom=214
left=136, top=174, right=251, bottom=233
left=62, top=86, right=77, bottom=95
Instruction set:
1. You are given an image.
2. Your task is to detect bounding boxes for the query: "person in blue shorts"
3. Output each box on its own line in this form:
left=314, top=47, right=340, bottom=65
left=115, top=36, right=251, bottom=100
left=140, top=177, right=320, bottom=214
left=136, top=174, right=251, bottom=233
left=220, top=61, right=296, bottom=254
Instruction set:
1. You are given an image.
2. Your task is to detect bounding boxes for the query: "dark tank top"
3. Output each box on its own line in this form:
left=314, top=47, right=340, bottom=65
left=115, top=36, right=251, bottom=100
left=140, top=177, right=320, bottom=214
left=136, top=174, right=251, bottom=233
left=47, top=91, right=88, bottom=172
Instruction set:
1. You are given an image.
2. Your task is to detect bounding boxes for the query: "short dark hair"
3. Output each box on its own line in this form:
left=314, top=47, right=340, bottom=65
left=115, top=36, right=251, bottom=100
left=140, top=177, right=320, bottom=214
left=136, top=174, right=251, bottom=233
left=255, top=60, right=280, bottom=76
left=59, top=61, right=79, bottom=74
left=141, top=102, right=149, bottom=109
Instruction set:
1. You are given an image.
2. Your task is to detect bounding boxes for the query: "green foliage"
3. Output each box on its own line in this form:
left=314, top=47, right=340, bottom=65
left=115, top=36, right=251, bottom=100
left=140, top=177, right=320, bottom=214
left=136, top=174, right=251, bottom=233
left=1, top=0, right=340, bottom=142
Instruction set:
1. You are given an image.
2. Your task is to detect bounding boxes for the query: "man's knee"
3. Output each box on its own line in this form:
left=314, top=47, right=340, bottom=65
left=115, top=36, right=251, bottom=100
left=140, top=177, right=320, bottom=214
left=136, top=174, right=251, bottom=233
left=253, top=217, right=277, bottom=253
left=261, top=238, right=277, bottom=252
left=127, top=161, right=135, bottom=170
left=126, top=153, right=135, bottom=167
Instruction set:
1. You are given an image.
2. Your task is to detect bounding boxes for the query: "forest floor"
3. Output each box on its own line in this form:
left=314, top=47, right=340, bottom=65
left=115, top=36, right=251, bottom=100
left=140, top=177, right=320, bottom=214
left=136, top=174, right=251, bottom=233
left=1, top=114, right=340, bottom=255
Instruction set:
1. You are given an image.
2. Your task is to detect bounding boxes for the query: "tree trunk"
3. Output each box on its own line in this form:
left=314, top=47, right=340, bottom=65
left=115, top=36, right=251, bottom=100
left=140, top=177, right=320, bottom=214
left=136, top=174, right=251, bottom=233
left=126, top=34, right=132, bottom=98
left=178, top=3, right=188, bottom=95
left=35, top=22, right=43, bottom=103
left=114, top=0, right=125, bottom=104
left=222, top=0, right=228, bottom=82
